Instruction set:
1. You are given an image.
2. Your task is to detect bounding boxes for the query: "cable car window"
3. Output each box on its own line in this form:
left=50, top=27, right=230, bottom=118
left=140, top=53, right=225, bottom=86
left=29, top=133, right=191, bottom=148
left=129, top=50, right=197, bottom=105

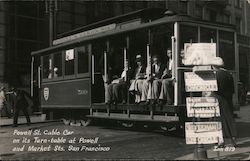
left=151, top=24, right=173, bottom=65
left=43, top=55, right=52, bottom=79
left=179, top=25, right=198, bottom=49
left=129, top=29, right=148, bottom=68
left=65, top=49, right=75, bottom=75
left=93, top=39, right=106, bottom=74
left=219, top=30, right=235, bottom=70
left=77, top=46, right=89, bottom=74
left=53, top=52, right=62, bottom=77
left=200, top=27, right=216, bottom=43
left=109, top=35, right=126, bottom=79
left=179, top=24, right=198, bottom=66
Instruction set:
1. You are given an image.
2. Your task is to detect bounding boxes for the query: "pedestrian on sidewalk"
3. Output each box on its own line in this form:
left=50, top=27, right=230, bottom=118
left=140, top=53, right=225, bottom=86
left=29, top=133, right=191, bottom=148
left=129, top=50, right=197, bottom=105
left=10, top=87, right=32, bottom=127
left=211, top=57, right=237, bottom=146
left=0, top=86, right=12, bottom=118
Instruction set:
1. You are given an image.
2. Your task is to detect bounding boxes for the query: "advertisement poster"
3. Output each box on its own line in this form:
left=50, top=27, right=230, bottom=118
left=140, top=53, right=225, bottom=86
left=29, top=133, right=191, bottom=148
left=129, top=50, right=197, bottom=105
left=185, top=122, right=224, bottom=144
left=183, top=43, right=216, bottom=66
left=184, top=72, right=218, bottom=92
left=186, top=97, right=220, bottom=118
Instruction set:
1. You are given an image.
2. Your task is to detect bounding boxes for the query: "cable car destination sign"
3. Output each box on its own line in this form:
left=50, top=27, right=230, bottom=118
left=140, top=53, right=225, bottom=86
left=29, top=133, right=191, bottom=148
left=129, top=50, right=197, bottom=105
left=53, top=24, right=116, bottom=45
left=186, top=97, right=220, bottom=118
left=185, top=122, right=223, bottom=144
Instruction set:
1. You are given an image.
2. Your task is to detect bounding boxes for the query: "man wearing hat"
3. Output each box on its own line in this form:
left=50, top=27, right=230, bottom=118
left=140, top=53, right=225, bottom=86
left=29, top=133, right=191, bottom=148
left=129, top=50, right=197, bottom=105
left=0, top=87, right=6, bottom=115
left=159, top=48, right=174, bottom=105
left=141, top=54, right=166, bottom=104
left=129, top=54, right=146, bottom=103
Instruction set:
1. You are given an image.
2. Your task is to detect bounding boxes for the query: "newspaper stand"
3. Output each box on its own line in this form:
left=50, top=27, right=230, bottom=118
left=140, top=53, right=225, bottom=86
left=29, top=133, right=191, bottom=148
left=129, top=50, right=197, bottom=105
left=184, top=65, right=224, bottom=160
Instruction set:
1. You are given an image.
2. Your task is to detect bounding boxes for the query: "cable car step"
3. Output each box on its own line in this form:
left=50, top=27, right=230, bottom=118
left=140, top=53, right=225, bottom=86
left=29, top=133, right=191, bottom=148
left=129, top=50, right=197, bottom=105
left=91, top=103, right=179, bottom=113
left=86, top=112, right=179, bottom=122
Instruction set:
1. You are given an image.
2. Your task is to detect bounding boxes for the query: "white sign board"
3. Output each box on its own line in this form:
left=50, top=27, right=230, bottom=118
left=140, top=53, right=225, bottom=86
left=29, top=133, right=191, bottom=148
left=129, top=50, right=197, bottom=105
left=185, top=122, right=223, bottom=144
left=53, top=24, right=116, bottom=45
left=183, top=43, right=216, bottom=65
left=184, top=72, right=218, bottom=92
left=186, top=97, right=220, bottom=118
left=65, top=49, right=74, bottom=61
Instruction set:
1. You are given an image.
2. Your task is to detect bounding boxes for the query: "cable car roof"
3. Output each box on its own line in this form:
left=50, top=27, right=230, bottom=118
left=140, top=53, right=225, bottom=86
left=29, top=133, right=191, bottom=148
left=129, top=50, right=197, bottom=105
left=31, top=8, right=235, bottom=56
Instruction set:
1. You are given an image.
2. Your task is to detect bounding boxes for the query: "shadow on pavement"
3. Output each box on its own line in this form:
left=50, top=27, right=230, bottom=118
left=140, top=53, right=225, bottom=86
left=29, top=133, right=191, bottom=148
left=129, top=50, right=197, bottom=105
left=236, top=122, right=250, bottom=138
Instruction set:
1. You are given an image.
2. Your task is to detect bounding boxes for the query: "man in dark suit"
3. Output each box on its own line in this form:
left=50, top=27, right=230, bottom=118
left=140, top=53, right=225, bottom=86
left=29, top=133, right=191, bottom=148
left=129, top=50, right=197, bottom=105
left=129, top=54, right=146, bottom=103
left=211, top=57, right=236, bottom=145
left=11, top=88, right=31, bottom=127
left=141, top=55, right=165, bottom=104
left=216, top=68, right=234, bottom=114
left=159, top=49, right=174, bottom=105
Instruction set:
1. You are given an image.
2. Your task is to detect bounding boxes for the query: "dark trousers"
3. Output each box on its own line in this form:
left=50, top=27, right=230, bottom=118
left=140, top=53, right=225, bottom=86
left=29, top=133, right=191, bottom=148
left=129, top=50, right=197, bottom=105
left=1, top=103, right=12, bottom=118
left=13, top=106, right=31, bottom=125
left=159, top=79, right=173, bottom=104
left=107, top=82, right=127, bottom=103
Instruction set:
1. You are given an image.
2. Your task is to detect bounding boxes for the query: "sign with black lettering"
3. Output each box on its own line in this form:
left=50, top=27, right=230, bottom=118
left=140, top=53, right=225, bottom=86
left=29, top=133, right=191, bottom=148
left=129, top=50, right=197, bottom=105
left=184, top=72, right=218, bottom=92
left=185, top=122, right=223, bottom=144
left=186, top=97, right=220, bottom=118
left=53, top=24, right=116, bottom=45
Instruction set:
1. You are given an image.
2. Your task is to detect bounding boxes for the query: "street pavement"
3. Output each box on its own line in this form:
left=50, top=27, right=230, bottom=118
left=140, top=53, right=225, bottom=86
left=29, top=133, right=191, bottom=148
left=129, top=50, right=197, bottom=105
left=0, top=122, right=194, bottom=160
left=0, top=105, right=250, bottom=160
left=176, top=104, right=250, bottom=160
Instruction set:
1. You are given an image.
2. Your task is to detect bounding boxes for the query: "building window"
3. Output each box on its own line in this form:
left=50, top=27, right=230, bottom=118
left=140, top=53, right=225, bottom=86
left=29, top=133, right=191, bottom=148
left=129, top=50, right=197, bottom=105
left=223, top=14, right=231, bottom=24
left=195, top=4, right=203, bottom=19
left=200, top=27, right=217, bottom=43
left=236, top=17, right=242, bottom=33
left=179, top=0, right=188, bottom=14
left=235, top=0, right=241, bottom=8
left=209, top=10, right=217, bottom=22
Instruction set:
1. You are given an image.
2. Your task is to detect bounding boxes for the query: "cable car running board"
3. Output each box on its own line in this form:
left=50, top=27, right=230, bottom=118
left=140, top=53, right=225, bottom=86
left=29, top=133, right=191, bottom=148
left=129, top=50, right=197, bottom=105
left=86, top=112, right=179, bottom=122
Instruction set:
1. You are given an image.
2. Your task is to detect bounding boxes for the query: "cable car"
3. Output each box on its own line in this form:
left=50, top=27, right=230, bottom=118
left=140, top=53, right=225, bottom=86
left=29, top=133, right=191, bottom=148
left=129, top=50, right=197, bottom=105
left=31, top=8, right=239, bottom=131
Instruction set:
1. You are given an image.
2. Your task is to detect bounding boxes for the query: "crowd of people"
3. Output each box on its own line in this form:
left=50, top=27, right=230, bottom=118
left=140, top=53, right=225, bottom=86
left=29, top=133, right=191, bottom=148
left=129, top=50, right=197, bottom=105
left=104, top=48, right=174, bottom=106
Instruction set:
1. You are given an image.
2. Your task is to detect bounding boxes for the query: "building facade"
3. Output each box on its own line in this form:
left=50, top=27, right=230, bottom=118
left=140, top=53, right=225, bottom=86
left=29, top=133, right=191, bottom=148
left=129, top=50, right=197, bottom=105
left=0, top=0, right=250, bottom=89
left=0, top=1, right=48, bottom=87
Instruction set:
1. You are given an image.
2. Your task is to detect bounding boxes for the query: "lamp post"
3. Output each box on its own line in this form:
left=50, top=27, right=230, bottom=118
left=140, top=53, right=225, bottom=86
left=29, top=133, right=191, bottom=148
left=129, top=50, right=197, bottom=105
left=45, top=0, right=58, bottom=46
